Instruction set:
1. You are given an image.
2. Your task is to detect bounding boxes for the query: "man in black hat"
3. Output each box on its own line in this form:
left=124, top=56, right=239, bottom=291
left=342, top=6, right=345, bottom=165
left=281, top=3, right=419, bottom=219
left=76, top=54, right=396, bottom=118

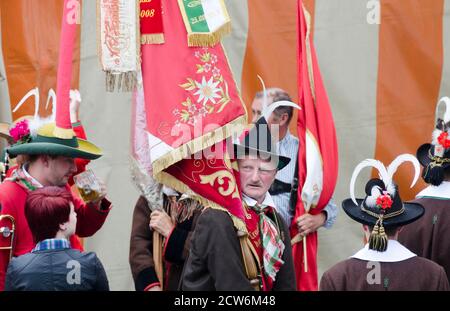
left=252, top=88, right=337, bottom=235
left=320, top=155, right=449, bottom=291
left=181, top=117, right=296, bottom=291
left=399, top=96, right=450, bottom=284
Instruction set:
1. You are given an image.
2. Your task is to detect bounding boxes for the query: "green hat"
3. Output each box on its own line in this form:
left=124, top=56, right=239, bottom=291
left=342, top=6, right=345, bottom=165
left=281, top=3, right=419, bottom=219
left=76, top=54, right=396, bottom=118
left=7, top=122, right=102, bottom=160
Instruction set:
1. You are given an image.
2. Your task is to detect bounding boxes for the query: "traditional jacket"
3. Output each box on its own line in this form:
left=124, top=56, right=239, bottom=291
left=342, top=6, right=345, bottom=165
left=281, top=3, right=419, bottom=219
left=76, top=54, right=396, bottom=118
left=320, top=240, right=449, bottom=291
left=0, top=177, right=111, bottom=291
left=129, top=196, right=201, bottom=291
left=181, top=195, right=296, bottom=291
left=398, top=182, right=450, bottom=284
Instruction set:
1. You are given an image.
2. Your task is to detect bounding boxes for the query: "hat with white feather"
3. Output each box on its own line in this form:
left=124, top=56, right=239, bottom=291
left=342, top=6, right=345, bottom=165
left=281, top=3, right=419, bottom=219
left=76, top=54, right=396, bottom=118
left=233, top=77, right=301, bottom=170
left=342, top=154, right=424, bottom=252
left=417, top=96, right=450, bottom=186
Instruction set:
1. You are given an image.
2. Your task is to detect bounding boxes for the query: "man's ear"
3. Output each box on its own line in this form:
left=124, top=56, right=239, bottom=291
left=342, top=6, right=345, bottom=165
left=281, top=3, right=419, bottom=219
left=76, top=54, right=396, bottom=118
left=59, top=222, right=67, bottom=231
left=40, top=155, right=50, bottom=168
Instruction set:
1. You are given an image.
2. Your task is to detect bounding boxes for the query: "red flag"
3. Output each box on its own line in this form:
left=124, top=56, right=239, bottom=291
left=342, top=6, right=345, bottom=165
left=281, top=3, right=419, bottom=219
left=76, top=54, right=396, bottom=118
left=139, top=0, right=247, bottom=230
left=291, top=0, right=339, bottom=291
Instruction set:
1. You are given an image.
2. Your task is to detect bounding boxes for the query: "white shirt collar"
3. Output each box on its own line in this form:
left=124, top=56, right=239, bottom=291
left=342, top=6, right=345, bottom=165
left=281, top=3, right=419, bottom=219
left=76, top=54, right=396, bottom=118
left=351, top=240, right=416, bottom=262
left=22, top=165, right=44, bottom=188
left=416, top=181, right=450, bottom=199
left=243, top=192, right=276, bottom=208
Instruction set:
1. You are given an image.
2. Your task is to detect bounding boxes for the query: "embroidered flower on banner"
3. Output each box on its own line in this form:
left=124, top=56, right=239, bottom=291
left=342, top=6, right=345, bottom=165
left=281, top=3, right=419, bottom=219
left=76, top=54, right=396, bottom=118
left=177, top=50, right=231, bottom=126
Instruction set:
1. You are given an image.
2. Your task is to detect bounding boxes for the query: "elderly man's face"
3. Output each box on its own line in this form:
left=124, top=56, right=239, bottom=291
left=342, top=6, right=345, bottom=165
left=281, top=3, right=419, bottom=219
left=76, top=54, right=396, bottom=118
left=238, top=156, right=277, bottom=204
left=251, top=98, right=263, bottom=123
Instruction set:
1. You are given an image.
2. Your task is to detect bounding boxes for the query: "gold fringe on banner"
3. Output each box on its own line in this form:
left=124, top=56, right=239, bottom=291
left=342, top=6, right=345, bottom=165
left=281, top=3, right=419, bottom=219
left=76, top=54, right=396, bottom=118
left=152, top=114, right=246, bottom=176
left=152, top=114, right=247, bottom=232
left=187, top=22, right=231, bottom=47
left=105, top=71, right=137, bottom=92
left=141, top=33, right=165, bottom=45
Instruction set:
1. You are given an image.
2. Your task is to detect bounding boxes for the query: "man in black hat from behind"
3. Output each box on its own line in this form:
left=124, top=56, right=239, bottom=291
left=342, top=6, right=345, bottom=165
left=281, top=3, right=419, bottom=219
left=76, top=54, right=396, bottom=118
left=399, top=96, right=450, bottom=285
left=320, top=155, right=449, bottom=291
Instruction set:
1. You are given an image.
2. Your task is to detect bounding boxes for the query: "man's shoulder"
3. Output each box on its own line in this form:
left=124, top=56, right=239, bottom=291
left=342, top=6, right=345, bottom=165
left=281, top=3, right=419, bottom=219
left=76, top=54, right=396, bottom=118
left=0, top=181, right=27, bottom=203
left=284, top=133, right=299, bottom=145
left=197, top=208, right=236, bottom=229
left=0, top=180, right=24, bottom=193
left=405, top=256, right=446, bottom=273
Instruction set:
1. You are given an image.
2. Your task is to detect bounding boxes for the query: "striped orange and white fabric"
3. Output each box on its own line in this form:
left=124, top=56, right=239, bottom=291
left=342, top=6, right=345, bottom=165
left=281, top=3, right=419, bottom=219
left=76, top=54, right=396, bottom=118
left=1, top=0, right=449, bottom=289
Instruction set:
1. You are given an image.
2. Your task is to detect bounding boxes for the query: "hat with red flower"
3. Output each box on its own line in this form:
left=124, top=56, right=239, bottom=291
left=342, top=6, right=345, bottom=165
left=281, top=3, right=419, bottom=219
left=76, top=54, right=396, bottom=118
left=342, top=154, right=424, bottom=251
left=417, top=96, right=450, bottom=186
left=6, top=1, right=102, bottom=161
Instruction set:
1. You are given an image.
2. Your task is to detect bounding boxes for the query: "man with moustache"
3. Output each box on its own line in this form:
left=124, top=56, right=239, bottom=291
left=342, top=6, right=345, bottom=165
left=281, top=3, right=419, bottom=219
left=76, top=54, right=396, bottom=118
left=182, top=117, right=296, bottom=291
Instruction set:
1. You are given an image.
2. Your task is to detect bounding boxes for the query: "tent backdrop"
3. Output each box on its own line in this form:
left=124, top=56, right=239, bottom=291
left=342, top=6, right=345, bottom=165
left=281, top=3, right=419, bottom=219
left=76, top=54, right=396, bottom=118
left=1, top=0, right=450, bottom=290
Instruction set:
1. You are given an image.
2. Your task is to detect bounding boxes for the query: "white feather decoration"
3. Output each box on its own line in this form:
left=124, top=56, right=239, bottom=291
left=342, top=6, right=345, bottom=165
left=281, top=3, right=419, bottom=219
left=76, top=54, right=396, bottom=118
left=432, top=128, right=443, bottom=145
left=365, top=185, right=382, bottom=208
left=28, top=116, right=53, bottom=138
left=263, top=100, right=301, bottom=120
left=349, top=159, right=389, bottom=206
left=46, top=88, right=57, bottom=121
left=436, top=96, right=450, bottom=124
left=257, top=75, right=268, bottom=114
left=387, top=153, right=420, bottom=190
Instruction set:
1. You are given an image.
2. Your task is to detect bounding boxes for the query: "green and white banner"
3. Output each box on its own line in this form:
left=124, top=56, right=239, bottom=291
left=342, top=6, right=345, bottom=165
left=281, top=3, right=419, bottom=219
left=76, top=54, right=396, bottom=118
left=178, top=0, right=231, bottom=47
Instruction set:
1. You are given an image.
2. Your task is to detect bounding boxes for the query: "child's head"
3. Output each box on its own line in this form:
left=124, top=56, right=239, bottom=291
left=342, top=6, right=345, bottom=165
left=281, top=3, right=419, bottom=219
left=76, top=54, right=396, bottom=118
left=25, top=186, right=76, bottom=243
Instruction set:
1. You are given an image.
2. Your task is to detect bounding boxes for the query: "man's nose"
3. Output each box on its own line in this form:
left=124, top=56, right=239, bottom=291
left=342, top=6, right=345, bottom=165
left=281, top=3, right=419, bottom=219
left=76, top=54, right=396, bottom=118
left=249, top=168, right=260, bottom=181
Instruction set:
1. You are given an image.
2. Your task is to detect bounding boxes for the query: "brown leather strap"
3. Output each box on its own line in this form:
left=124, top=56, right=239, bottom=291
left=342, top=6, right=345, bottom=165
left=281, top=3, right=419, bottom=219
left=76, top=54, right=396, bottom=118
left=238, top=231, right=261, bottom=291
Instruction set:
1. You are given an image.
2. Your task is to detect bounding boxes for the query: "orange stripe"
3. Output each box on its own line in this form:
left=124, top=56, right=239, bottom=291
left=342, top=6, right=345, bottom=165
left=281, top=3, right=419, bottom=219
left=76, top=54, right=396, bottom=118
left=1, top=0, right=81, bottom=120
left=241, top=0, right=300, bottom=134
left=375, top=0, right=444, bottom=199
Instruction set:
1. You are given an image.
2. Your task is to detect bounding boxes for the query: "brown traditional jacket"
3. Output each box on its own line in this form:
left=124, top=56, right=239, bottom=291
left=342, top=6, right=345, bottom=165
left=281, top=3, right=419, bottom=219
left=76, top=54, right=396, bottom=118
left=320, top=241, right=449, bottom=291
left=129, top=196, right=200, bottom=291
left=181, top=207, right=296, bottom=291
left=399, top=188, right=450, bottom=284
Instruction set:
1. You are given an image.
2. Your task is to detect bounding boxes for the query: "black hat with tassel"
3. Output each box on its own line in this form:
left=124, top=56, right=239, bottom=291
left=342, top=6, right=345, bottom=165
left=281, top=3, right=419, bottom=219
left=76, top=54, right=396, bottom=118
left=342, top=154, right=425, bottom=252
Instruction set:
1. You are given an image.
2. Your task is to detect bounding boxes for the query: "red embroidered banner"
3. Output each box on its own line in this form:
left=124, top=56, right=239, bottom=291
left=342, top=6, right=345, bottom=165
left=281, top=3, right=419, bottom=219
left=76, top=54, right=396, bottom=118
left=140, top=0, right=164, bottom=44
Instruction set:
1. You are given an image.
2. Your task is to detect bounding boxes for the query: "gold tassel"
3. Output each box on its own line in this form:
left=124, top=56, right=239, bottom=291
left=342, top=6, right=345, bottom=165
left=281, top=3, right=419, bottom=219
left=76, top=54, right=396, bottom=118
left=368, top=215, right=388, bottom=252
left=187, top=22, right=232, bottom=47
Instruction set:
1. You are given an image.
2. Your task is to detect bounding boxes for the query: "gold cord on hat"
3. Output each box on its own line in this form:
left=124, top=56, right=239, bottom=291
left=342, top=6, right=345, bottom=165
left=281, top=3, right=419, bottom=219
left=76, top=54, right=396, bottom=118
left=361, top=206, right=405, bottom=252
left=428, top=149, right=450, bottom=168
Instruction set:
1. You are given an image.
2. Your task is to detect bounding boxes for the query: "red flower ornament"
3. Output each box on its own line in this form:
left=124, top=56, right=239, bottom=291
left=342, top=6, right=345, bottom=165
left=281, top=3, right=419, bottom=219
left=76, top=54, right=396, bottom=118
left=376, top=193, right=393, bottom=210
left=437, top=132, right=450, bottom=149
left=9, top=120, right=31, bottom=144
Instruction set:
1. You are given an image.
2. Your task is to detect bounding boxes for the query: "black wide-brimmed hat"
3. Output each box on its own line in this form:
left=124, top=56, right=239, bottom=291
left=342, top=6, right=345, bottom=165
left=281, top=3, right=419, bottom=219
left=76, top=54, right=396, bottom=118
left=416, top=96, right=450, bottom=186
left=342, top=155, right=425, bottom=251
left=233, top=116, right=290, bottom=170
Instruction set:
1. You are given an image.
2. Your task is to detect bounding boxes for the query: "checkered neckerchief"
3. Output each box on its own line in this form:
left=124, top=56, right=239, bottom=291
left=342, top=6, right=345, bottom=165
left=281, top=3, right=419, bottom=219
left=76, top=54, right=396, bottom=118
left=250, top=204, right=285, bottom=282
